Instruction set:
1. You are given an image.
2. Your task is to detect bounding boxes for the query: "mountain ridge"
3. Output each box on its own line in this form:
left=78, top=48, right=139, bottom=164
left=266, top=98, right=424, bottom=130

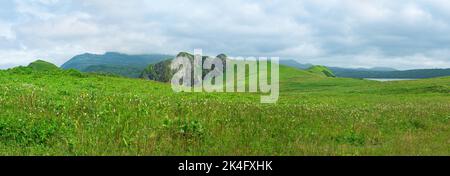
left=61, top=52, right=173, bottom=77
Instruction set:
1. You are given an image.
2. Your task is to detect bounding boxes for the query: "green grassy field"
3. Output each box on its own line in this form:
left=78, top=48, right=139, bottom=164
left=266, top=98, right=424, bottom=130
left=0, top=63, right=449, bottom=156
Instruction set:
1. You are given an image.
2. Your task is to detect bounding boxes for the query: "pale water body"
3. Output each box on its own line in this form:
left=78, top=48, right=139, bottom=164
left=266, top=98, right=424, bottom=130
left=365, top=78, right=417, bottom=82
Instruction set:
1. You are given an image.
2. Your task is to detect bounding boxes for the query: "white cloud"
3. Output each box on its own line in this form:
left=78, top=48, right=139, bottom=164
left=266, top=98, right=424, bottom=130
left=0, top=0, right=450, bottom=69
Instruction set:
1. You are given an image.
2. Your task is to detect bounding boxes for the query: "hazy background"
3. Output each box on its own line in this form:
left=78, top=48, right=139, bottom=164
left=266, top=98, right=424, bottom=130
left=1, top=0, right=450, bottom=69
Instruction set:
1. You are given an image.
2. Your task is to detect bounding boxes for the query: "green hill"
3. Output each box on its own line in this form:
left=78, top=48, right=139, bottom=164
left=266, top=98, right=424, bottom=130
left=141, top=52, right=330, bottom=83
left=0, top=60, right=449, bottom=156
left=61, top=52, right=173, bottom=78
left=332, top=68, right=450, bottom=79
left=307, top=65, right=336, bottom=77
left=28, top=60, right=59, bottom=71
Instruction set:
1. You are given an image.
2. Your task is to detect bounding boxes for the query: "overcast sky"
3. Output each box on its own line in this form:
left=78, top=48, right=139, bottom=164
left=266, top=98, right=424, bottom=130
left=1, top=0, right=450, bottom=69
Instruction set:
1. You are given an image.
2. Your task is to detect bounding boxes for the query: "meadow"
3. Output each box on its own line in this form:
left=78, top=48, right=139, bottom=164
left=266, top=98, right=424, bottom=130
left=0, top=63, right=449, bottom=155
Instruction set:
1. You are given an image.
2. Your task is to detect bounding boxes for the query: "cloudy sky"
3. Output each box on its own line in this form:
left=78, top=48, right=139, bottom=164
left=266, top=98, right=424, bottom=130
left=1, top=0, right=450, bottom=69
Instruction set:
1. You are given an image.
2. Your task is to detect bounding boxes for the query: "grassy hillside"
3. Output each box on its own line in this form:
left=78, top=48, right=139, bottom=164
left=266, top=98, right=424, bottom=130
left=307, top=65, right=336, bottom=77
left=0, top=61, right=449, bottom=155
left=83, top=65, right=145, bottom=78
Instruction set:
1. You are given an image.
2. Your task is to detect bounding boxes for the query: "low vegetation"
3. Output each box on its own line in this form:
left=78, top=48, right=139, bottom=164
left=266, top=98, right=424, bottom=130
left=61, top=52, right=172, bottom=78
left=0, top=60, right=449, bottom=155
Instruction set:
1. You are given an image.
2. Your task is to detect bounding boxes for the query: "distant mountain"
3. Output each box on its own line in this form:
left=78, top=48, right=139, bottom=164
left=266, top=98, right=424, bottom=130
left=62, top=52, right=449, bottom=79
left=329, top=67, right=398, bottom=74
left=364, top=67, right=398, bottom=72
left=331, top=68, right=450, bottom=79
left=279, top=60, right=398, bottom=72
left=28, top=60, right=59, bottom=71
left=279, top=60, right=313, bottom=69
left=61, top=52, right=173, bottom=77
left=339, top=67, right=398, bottom=72
left=307, top=65, right=336, bottom=77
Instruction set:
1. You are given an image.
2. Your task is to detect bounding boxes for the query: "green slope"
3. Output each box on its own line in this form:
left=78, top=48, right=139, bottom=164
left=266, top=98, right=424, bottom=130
left=307, top=65, right=336, bottom=77
left=61, top=52, right=173, bottom=78
left=28, top=60, right=59, bottom=71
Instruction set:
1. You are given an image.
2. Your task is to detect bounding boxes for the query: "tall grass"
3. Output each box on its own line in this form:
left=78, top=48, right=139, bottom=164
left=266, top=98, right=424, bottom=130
left=0, top=67, right=449, bottom=155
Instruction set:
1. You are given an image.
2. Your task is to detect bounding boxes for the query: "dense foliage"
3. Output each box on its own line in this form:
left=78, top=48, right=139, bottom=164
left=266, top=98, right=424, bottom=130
left=0, top=60, right=449, bottom=155
left=307, top=65, right=336, bottom=77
